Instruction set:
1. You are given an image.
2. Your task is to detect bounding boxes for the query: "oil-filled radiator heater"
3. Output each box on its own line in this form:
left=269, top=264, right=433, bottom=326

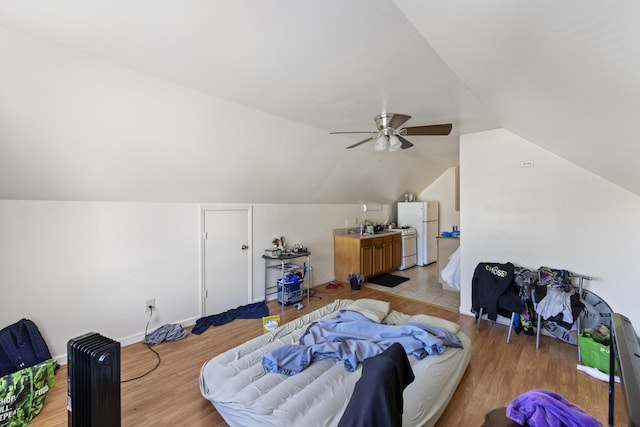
left=67, top=333, right=121, bottom=427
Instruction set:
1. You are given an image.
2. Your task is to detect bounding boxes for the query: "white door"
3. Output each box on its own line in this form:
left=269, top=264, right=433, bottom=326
left=203, top=207, right=252, bottom=316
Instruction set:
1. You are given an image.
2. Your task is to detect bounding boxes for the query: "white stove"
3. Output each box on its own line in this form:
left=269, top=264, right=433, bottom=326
left=390, top=227, right=417, bottom=270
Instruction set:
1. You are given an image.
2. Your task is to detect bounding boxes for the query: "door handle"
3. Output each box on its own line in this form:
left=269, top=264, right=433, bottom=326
left=241, top=244, right=249, bottom=250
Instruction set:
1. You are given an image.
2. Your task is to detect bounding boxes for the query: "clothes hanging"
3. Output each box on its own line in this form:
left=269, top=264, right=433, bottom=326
left=472, top=262, right=520, bottom=321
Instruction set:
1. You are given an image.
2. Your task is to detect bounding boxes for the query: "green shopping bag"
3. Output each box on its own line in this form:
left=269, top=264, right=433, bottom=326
left=0, top=359, right=56, bottom=427
left=578, top=331, right=617, bottom=374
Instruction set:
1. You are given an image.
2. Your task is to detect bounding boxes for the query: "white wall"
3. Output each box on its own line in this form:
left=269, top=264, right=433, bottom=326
left=0, top=201, right=201, bottom=362
left=0, top=26, right=448, bottom=206
left=418, top=166, right=460, bottom=234
left=459, top=129, right=640, bottom=330
left=0, top=200, right=392, bottom=362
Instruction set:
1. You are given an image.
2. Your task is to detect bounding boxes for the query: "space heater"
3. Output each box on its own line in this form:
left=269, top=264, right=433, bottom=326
left=67, top=333, right=121, bottom=427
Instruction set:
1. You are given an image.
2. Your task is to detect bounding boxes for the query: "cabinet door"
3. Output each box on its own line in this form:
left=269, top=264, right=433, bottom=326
left=382, top=236, right=393, bottom=272
left=334, top=235, right=362, bottom=282
left=360, top=244, right=373, bottom=278
left=391, top=234, right=402, bottom=270
left=372, top=238, right=384, bottom=276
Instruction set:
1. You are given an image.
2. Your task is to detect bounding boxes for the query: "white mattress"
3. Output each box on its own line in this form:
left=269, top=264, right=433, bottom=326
left=200, top=298, right=471, bottom=427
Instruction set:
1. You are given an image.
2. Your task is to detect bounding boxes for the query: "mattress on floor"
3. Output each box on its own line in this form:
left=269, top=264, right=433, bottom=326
left=199, top=298, right=471, bottom=427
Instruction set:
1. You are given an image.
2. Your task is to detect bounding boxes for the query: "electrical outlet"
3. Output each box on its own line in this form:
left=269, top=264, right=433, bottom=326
left=145, top=298, right=155, bottom=313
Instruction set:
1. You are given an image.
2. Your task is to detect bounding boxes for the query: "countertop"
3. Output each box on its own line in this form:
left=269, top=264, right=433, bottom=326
left=262, top=251, right=310, bottom=260
left=334, top=229, right=401, bottom=239
left=437, top=236, right=460, bottom=240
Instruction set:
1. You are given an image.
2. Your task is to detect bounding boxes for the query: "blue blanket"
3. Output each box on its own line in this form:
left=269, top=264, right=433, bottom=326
left=263, top=310, right=463, bottom=375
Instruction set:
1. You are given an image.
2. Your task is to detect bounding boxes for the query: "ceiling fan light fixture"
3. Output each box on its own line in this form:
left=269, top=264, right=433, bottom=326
left=330, top=112, right=453, bottom=151
left=374, top=134, right=388, bottom=151
left=388, top=134, right=401, bottom=152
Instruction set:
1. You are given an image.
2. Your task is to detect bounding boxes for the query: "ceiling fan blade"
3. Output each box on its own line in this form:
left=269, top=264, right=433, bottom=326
left=388, top=114, right=412, bottom=129
left=346, top=137, right=374, bottom=149
left=330, top=131, right=376, bottom=135
left=398, top=136, right=414, bottom=150
left=403, top=123, right=453, bottom=136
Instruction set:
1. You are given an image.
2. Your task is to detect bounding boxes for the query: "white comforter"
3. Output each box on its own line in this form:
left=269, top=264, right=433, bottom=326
left=200, top=298, right=471, bottom=427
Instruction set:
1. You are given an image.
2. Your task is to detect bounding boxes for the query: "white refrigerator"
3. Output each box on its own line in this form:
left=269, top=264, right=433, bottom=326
left=397, top=201, right=439, bottom=266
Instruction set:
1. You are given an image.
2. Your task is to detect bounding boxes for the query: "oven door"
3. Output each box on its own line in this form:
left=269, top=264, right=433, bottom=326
left=402, top=234, right=417, bottom=257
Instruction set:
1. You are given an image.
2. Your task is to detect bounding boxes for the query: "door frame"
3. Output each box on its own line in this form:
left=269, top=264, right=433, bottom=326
left=200, top=204, right=253, bottom=316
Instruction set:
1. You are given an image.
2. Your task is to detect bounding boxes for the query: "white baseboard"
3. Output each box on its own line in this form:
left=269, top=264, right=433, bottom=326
left=52, top=315, right=200, bottom=366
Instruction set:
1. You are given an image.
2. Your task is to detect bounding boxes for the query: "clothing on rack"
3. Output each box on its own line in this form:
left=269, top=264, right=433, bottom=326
left=472, top=262, right=520, bottom=321
left=513, top=267, right=536, bottom=297
left=537, top=266, right=573, bottom=292
left=512, top=267, right=536, bottom=335
left=536, top=288, right=574, bottom=323
left=534, top=267, right=586, bottom=345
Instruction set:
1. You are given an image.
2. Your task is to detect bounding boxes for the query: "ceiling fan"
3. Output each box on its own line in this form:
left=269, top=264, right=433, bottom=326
left=330, top=113, right=452, bottom=152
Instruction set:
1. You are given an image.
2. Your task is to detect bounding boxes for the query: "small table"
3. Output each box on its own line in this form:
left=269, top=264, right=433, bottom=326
left=262, top=251, right=311, bottom=313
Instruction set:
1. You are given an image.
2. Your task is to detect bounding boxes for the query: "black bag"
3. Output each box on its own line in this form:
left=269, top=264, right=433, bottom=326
left=348, top=273, right=364, bottom=290
left=0, top=318, right=54, bottom=376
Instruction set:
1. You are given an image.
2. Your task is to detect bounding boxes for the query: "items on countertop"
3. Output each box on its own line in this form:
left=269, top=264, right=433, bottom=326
left=265, top=236, right=308, bottom=257
left=441, top=225, right=460, bottom=238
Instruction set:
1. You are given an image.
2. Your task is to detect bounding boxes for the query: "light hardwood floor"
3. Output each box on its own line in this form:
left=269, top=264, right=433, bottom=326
left=30, top=285, right=629, bottom=426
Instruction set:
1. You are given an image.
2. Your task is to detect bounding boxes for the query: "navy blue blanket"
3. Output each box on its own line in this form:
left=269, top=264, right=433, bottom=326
left=192, top=301, right=269, bottom=335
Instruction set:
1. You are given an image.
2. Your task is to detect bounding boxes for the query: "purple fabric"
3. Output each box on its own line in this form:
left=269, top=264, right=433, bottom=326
left=506, top=389, right=602, bottom=427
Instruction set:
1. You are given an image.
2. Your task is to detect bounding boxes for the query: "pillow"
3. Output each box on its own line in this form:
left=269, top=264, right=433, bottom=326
left=345, top=299, right=390, bottom=323
left=385, top=311, right=461, bottom=334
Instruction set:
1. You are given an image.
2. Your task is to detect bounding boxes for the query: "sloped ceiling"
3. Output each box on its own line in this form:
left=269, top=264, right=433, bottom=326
left=0, top=1, right=638, bottom=203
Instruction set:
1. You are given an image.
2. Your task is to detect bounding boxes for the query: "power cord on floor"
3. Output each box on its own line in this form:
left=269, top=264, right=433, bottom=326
left=121, top=306, right=161, bottom=383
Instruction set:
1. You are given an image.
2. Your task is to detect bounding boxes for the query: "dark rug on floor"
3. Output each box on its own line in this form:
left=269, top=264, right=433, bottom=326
left=367, top=273, right=410, bottom=288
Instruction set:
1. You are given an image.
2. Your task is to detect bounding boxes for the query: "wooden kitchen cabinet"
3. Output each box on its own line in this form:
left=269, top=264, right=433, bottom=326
left=334, top=232, right=401, bottom=282
left=360, top=238, right=373, bottom=278
left=372, top=237, right=384, bottom=277
left=392, top=235, right=402, bottom=270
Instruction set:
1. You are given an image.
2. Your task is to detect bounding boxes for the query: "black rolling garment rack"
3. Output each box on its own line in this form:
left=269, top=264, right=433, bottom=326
left=67, top=333, right=121, bottom=427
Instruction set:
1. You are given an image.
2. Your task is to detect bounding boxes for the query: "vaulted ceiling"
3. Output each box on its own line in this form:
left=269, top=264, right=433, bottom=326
left=1, top=1, right=638, bottom=203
